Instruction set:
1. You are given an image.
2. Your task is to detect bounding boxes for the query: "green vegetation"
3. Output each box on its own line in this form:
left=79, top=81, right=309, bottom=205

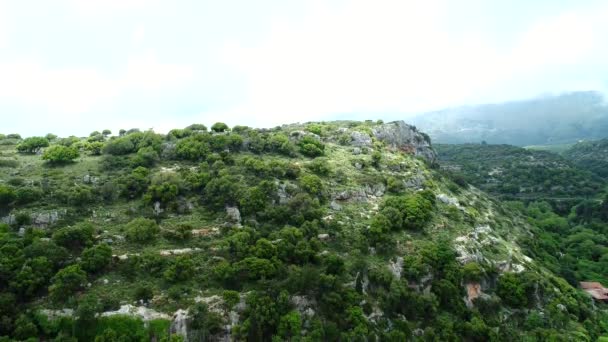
left=563, top=138, right=608, bottom=178
left=0, top=121, right=606, bottom=341
left=436, top=143, right=603, bottom=201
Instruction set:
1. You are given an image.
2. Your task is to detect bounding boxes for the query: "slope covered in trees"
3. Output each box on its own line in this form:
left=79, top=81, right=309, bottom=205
left=563, top=138, right=608, bottom=179
left=0, top=122, right=606, bottom=341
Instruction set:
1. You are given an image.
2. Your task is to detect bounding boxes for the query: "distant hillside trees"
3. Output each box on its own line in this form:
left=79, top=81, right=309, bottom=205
left=16, top=137, right=49, bottom=153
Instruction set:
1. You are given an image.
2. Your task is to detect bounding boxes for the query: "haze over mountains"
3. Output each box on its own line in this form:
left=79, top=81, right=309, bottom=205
left=411, top=91, right=608, bottom=146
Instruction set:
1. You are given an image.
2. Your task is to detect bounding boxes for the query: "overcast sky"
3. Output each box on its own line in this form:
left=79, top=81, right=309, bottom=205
left=1, top=0, right=608, bottom=137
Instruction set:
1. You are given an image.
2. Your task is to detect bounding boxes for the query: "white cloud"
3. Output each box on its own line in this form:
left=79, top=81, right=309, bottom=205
left=221, top=0, right=608, bottom=125
left=65, top=0, right=155, bottom=14
left=0, top=54, right=194, bottom=115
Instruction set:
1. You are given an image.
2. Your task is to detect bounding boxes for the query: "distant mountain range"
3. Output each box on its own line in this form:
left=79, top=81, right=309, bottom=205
left=410, top=91, right=608, bottom=146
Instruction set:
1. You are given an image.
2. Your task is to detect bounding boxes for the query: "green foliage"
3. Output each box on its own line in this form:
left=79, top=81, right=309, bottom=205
left=211, top=122, right=230, bottom=133
left=298, top=136, right=325, bottom=157
left=299, top=174, right=324, bottom=197
left=42, top=145, right=79, bottom=163
left=125, top=218, right=160, bottom=243
left=52, top=223, right=95, bottom=251
left=16, top=137, right=49, bottom=153
left=462, top=262, right=484, bottom=282
left=49, top=264, right=87, bottom=302
left=0, top=185, right=16, bottom=207
left=81, top=244, right=112, bottom=273
left=163, top=256, right=195, bottom=282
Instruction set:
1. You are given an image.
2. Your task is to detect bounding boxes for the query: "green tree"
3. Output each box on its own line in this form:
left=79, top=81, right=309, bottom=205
left=52, top=223, right=95, bottom=251
left=49, top=264, right=87, bottom=302
left=163, top=256, right=195, bottom=282
left=277, top=311, right=302, bottom=340
left=17, top=136, right=49, bottom=153
left=81, top=243, right=112, bottom=273
left=125, top=218, right=160, bottom=243
left=211, top=122, right=230, bottom=133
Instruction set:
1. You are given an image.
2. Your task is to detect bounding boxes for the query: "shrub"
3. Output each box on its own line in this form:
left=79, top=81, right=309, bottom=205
left=299, top=136, right=325, bottom=157
left=462, top=262, right=484, bottom=282
left=134, top=284, right=154, bottom=303
left=164, top=256, right=195, bottom=282
left=104, top=136, right=136, bottom=155
left=125, top=218, right=160, bottom=243
left=49, top=264, right=87, bottom=302
left=52, top=223, right=95, bottom=251
left=308, top=157, right=331, bottom=175
left=16, top=137, right=49, bottom=153
left=81, top=243, right=112, bottom=273
left=299, top=174, right=324, bottom=197
left=0, top=185, right=16, bottom=207
left=42, top=145, right=79, bottom=163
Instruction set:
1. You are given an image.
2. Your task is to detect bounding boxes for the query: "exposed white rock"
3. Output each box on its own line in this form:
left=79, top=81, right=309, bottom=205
left=388, top=256, right=404, bottom=279
left=101, top=304, right=171, bottom=321
left=225, top=206, right=241, bottom=223
left=160, top=248, right=201, bottom=256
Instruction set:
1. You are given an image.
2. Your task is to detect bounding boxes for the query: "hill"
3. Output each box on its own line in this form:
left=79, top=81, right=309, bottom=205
left=0, top=121, right=606, bottom=341
left=435, top=143, right=604, bottom=204
left=563, top=138, right=608, bottom=179
left=411, top=91, right=608, bottom=146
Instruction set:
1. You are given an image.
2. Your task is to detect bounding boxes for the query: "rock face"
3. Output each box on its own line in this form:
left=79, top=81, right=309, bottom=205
left=170, top=309, right=189, bottom=339
left=350, top=131, right=372, bottom=147
left=372, top=121, right=436, bottom=162
left=225, top=206, right=241, bottom=223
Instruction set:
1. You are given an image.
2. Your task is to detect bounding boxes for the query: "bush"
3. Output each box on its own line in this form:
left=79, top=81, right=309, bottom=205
left=308, top=157, right=331, bottom=175
left=42, top=145, right=79, bottom=163
left=299, top=174, right=324, bottom=197
left=0, top=185, right=16, bottom=207
left=164, top=256, right=195, bottom=282
left=134, top=285, right=154, bottom=303
left=49, top=264, right=87, bottom=302
left=16, top=137, right=49, bottom=153
left=15, top=187, right=43, bottom=205
left=125, top=218, right=160, bottom=243
left=103, top=136, right=136, bottom=155
left=52, top=223, right=95, bottom=251
left=462, top=262, right=484, bottom=282
left=81, top=244, right=112, bottom=273
left=299, top=136, right=325, bottom=157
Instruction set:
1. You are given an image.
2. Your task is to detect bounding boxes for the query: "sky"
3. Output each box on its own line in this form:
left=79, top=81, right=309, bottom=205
left=1, top=0, right=608, bottom=137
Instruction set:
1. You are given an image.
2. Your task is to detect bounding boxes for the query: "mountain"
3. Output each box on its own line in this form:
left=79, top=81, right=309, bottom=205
left=0, top=121, right=607, bottom=341
left=410, top=91, right=608, bottom=146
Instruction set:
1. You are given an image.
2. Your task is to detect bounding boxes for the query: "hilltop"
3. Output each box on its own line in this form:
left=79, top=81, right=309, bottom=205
left=0, top=121, right=606, bottom=341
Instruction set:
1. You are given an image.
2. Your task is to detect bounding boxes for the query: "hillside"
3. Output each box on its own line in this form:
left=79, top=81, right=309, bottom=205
left=563, top=138, right=608, bottom=179
left=435, top=143, right=604, bottom=204
left=411, top=91, right=608, bottom=146
left=0, top=121, right=607, bottom=341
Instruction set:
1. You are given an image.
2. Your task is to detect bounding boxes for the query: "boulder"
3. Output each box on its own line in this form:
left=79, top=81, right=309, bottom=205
left=350, top=131, right=372, bottom=147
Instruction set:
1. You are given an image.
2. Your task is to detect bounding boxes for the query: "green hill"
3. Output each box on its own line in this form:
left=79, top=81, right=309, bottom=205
left=0, top=121, right=606, bottom=341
